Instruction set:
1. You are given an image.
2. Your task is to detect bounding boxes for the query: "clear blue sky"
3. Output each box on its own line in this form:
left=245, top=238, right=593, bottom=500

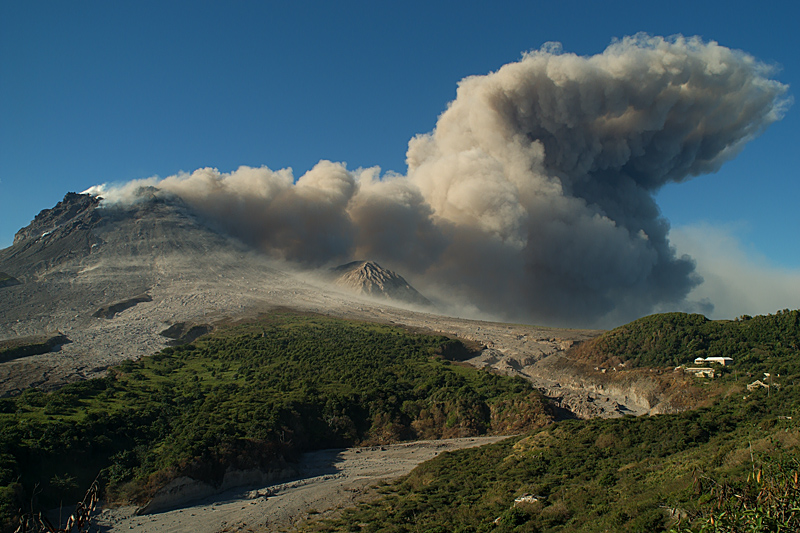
left=1, top=1, right=798, bottom=317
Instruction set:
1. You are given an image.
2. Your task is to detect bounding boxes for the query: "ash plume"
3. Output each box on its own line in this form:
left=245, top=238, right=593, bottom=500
left=86, top=34, right=790, bottom=327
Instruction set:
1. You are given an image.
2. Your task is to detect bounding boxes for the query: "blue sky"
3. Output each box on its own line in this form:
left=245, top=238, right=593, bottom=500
left=1, top=1, right=798, bottom=319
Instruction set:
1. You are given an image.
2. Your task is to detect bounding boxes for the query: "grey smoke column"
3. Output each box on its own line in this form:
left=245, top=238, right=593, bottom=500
left=88, top=34, right=790, bottom=327
left=404, top=34, right=789, bottom=325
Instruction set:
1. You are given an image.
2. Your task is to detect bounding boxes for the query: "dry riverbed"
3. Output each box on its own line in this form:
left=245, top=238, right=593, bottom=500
left=94, top=436, right=509, bottom=533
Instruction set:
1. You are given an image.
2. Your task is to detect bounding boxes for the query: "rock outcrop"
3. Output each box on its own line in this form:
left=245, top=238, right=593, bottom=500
left=93, top=294, right=153, bottom=319
left=0, top=272, right=20, bottom=288
left=3, top=192, right=102, bottom=279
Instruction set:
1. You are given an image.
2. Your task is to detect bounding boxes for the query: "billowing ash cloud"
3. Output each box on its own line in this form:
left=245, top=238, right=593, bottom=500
left=87, top=35, right=790, bottom=327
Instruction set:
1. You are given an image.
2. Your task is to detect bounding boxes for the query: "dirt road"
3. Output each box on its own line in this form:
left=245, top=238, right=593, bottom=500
left=94, top=436, right=509, bottom=533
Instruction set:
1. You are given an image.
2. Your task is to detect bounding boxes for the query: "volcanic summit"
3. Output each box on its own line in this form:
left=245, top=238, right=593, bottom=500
left=0, top=191, right=440, bottom=395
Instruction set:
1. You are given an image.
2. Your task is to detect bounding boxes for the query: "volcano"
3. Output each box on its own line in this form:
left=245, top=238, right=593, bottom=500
left=0, top=190, right=598, bottom=409
left=0, top=190, right=405, bottom=394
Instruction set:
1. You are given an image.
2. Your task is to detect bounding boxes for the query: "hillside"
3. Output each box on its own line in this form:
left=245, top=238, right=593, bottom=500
left=567, top=310, right=800, bottom=371
left=0, top=313, right=553, bottom=532
left=5, top=192, right=797, bottom=532
left=296, top=310, right=800, bottom=532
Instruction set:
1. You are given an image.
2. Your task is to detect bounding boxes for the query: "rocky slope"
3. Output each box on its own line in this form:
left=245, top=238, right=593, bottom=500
left=0, top=190, right=304, bottom=393
left=330, top=260, right=431, bottom=307
left=0, top=273, right=19, bottom=288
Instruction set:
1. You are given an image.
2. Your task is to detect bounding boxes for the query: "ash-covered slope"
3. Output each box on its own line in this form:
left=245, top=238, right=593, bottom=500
left=0, top=189, right=261, bottom=338
left=0, top=189, right=232, bottom=280
left=331, top=260, right=432, bottom=307
left=0, top=189, right=317, bottom=394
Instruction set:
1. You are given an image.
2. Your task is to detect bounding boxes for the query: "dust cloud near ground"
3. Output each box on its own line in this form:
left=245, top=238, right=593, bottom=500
left=94, top=436, right=508, bottom=533
left=0, top=242, right=663, bottom=418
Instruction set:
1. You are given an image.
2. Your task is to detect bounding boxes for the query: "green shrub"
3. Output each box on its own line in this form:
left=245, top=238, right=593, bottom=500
left=0, top=313, right=551, bottom=529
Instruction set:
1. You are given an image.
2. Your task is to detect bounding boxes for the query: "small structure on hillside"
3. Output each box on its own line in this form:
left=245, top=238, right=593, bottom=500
left=684, top=367, right=715, bottom=378
left=694, top=357, right=734, bottom=366
left=514, top=494, right=544, bottom=506
left=747, top=380, right=769, bottom=391
left=747, top=379, right=779, bottom=392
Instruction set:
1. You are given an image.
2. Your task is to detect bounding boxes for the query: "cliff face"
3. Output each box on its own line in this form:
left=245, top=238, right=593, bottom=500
left=2, top=193, right=102, bottom=278
left=331, top=260, right=432, bottom=307
left=12, top=192, right=101, bottom=246
left=0, top=190, right=239, bottom=281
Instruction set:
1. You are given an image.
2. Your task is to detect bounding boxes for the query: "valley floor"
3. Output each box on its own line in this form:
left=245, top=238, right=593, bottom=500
left=93, top=436, right=508, bottom=533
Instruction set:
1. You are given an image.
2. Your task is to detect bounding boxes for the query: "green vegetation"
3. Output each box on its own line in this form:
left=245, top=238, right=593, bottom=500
left=571, top=309, right=800, bottom=370
left=298, top=310, right=800, bottom=533
left=670, top=453, right=800, bottom=533
left=3, top=310, right=799, bottom=532
left=0, top=313, right=551, bottom=531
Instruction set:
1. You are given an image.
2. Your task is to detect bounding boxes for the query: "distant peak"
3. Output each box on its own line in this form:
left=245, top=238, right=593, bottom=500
left=330, top=260, right=431, bottom=307
left=63, top=191, right=96, bottom=203
left=332, top=260, right=381, bottom=272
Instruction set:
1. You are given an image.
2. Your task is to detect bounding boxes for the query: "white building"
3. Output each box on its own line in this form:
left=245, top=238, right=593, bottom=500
left=694, top=357, right=733, bottom=366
